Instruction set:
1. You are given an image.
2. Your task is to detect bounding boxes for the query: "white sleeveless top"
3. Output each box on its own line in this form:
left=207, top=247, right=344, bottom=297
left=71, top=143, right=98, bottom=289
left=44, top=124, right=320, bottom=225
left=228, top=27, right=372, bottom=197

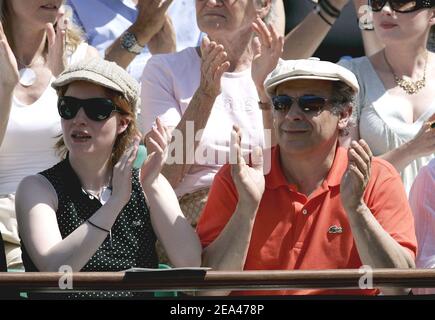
left=339, top=56, right=435, bottom=195
left=0, top=43, right=89, bottom=195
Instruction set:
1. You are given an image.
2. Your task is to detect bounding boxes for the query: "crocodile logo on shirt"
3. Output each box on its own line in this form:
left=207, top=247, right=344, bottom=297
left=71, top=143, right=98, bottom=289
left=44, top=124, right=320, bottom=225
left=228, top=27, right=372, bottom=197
left=328, top=225, right=343, bottom=234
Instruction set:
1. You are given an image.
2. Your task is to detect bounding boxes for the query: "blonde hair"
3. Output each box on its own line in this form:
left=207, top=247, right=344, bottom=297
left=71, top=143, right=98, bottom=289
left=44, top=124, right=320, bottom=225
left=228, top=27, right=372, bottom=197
left=55, top=85, right=139, bottom=168
left=0, top=0, right=84, bottom=59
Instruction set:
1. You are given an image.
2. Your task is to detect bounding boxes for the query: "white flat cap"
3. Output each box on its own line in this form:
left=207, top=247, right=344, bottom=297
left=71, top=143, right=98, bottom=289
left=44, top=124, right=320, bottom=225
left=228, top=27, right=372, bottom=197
left=265, top=58, right=359, bottom=97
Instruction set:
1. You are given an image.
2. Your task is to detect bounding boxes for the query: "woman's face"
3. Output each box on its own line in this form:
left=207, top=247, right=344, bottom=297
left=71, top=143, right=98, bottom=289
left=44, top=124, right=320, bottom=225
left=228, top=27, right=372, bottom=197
left=61, top=81, right=130, bottom=158
left=373, top=4, right=435, bottom=45
left=195, top=0, right=269, bottom=39
left=5, top=0, right=64, bottom=28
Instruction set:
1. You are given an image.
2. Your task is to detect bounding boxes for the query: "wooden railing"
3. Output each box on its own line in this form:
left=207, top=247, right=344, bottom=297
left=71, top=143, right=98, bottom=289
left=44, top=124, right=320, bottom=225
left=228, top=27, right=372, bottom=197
left=1, top=269, right=435, bottom=293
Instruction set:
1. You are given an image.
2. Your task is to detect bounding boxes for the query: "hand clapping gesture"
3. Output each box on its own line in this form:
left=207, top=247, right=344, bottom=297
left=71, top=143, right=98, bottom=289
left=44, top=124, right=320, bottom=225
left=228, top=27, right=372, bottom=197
left=198, top=36, right=231, bottom=99
left=230, top=125, right=265, bottom=205
left=340, top=139, right=373, bottom=211
left=0, top=21, right=19, bottom=88
left=111, top=137, right=141, bottom=206
left=134, top=0, right=173, bottom=43
left=46, top=6, right=69, bottom=77
left=140, top=117, right=171, bottom=186
left=251, top=16, right=284, bottom=102
left=408, top=113, right=435, bottom=158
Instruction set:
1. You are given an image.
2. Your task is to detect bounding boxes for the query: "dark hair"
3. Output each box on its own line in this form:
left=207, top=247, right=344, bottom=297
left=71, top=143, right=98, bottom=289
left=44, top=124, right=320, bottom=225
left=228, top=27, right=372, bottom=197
left=330, top=82, right=357, bottom=136
left=54, top=84, right=139, bottom=167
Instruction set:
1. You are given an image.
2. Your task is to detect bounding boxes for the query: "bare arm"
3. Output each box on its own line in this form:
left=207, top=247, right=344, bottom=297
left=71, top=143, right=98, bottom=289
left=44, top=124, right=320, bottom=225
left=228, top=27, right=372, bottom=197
left=153, top=37, right=230, bottom=187
left=200, top=127, right=265, bottom=296
left=16, top=143, right=139, bottom=272
left=0, top=21, right=19, bottom=147
left=379, top=115, right=435, bottom=173
left=341, top=140, right=415, bottom=295
left=352, top=0, right=384, bottom=56
left=282, top=0, right=349, bottom=60
left=16, top=176, right=128, bottom=272
left=105, top=0, right=173, bottom=69
left=0, top=86, right=16, bottom=148
left=141, top=118, right=202, bottom=267
left=271, top=0, right=286, bottom=36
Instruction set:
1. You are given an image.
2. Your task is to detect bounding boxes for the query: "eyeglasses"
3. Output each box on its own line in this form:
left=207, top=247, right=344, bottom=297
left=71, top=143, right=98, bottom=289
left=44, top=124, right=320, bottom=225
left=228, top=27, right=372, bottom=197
left=58, top=96, right=122, bottom=121
left=272, top=95, right=330, bottom=114
left=369, top=0, right=434, bottom=13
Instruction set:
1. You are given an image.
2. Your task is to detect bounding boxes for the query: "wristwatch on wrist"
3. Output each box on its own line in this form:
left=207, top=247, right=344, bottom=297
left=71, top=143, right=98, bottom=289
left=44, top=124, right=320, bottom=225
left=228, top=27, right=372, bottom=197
left=120, top=31, right=145, bottom=55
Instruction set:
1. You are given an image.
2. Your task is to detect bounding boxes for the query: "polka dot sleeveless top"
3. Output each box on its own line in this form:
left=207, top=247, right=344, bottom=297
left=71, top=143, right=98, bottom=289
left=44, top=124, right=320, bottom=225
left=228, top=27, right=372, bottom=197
left=21, top=158, right=158, bottom=298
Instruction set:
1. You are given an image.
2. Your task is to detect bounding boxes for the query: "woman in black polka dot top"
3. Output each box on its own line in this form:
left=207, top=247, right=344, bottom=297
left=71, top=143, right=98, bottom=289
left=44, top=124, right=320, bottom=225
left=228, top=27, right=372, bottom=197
left=15, top=59, right=202, bottom=280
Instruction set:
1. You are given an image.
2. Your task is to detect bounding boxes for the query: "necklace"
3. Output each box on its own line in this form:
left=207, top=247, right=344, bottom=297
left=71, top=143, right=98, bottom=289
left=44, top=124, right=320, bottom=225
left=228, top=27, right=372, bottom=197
left=81, top=185, right=112, bottom=205
left=383, top=50, right=428, bottom=95
left=15, top=55, right=42, bottom=87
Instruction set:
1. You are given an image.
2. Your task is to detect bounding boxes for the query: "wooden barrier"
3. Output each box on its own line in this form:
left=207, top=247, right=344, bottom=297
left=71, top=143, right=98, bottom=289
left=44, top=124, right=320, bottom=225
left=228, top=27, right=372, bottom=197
left=1, top=269, right=435, bottom=293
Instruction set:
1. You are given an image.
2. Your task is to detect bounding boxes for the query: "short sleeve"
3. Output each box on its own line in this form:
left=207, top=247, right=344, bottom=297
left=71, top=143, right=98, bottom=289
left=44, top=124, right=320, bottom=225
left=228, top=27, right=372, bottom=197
left=196, top=164, right=239, bottom=248
left=364, top=159, right=418, bottom=259
left=409, top=163, right=435, bottom=268
left=139, top=56, right=183, bottom=133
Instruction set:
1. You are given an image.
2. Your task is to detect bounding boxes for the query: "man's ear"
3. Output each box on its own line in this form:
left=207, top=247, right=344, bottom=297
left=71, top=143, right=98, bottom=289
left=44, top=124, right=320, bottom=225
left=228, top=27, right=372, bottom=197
left=430, top=9, right=435, bottom=26
left=117, top=116, right=131, bottom=135
left=338, top=106, right=352, bottom=131
left=256, top=0, right=272, bottom=20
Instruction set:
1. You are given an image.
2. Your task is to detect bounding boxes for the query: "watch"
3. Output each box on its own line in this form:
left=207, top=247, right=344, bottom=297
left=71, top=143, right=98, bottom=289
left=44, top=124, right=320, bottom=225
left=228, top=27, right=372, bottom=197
left=120, top=31, right=145, bottom=55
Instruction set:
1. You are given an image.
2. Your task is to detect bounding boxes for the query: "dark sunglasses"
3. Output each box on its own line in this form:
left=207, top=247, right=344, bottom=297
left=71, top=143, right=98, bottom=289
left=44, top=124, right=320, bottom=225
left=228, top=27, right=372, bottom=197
left=58, top=96, right=122, bottom=121
left=272, top=95, right=330, bottom=114
left=369, top=0, right=434, bottom=13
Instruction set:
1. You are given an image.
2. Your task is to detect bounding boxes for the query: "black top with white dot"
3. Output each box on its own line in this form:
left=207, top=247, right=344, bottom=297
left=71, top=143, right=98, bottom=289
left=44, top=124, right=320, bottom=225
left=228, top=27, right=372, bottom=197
left=21, top=157, right=158, bottom=298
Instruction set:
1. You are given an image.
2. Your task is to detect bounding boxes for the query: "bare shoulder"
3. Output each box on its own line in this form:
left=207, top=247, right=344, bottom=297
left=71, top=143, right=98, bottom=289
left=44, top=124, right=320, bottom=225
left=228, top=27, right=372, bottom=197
left=16, top=174, right=58, bottom=213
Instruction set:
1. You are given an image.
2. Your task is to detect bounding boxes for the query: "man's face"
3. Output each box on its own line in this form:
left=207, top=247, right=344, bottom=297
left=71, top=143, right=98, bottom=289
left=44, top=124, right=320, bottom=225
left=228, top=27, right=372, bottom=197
left=195, top=0, right=264, bottom=37
left=273, top=79, right=346, bottom=157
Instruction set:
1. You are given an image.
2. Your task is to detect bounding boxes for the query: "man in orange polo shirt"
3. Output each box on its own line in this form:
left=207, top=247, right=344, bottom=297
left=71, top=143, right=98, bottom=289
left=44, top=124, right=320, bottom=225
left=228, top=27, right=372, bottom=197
left=196, top=58, right=417, bottom=296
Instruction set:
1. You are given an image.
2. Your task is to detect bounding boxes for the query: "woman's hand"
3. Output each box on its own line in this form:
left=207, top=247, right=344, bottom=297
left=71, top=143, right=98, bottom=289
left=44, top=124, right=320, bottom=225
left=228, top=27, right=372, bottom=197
left=251, top=17, right=284, bottom=102
left=408, top=114, right=435, bottom=158
left=46, top=7, right=68, bottom=77
left=111, top=137, right=140, bottom=206
left=198, top=36, right=231, bottom=99
left=133, top=0, right=173, bottom=44
left=0, top=21, right=19, bottom=88
left=141, top=117, right=171, bottom=186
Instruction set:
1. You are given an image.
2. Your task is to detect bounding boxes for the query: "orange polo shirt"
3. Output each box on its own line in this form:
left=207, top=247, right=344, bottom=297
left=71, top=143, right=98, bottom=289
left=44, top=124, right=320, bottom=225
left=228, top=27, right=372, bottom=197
left=197, top=146, right=417, bottom=296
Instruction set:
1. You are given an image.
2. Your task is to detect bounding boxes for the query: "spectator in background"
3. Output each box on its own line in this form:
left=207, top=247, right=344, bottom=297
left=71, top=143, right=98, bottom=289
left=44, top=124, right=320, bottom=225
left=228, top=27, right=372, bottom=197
left=139, top=0, right=285, bottom=234
left=0, top=0, right=98, bottom=270
left=197, top=59, right=417, bottom=296
left=338, top=0, right=435, bottom=194
left=67, top=0, right=202, bottom=80
left=409, top=157, right=435, bottom=295
left=15, top=58, right=201, bottom=298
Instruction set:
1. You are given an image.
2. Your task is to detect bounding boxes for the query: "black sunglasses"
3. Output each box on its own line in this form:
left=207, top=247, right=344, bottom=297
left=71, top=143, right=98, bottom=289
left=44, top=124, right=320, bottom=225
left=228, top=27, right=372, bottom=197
left=272, top=95, right=330, bottom=114
left=58, top=96, right=122, bottom=121
left=369, top=0, right=434, bottom=13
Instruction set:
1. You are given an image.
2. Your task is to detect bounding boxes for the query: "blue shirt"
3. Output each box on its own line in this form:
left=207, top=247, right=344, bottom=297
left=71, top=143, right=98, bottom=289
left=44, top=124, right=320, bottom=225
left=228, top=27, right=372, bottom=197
left=67, top=0, right=202, bottom=80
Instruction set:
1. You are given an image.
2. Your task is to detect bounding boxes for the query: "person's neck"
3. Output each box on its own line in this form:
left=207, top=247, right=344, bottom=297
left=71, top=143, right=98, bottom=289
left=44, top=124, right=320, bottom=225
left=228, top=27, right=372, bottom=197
left=209, top=30, right=254, bottom=73
left=383, top=41, right=429, bottom=78
left=279, top=140, right=338, bottom=197
left=10, top=18, right=47, bottom=65
left=69, top=153, right=112, bottom=193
